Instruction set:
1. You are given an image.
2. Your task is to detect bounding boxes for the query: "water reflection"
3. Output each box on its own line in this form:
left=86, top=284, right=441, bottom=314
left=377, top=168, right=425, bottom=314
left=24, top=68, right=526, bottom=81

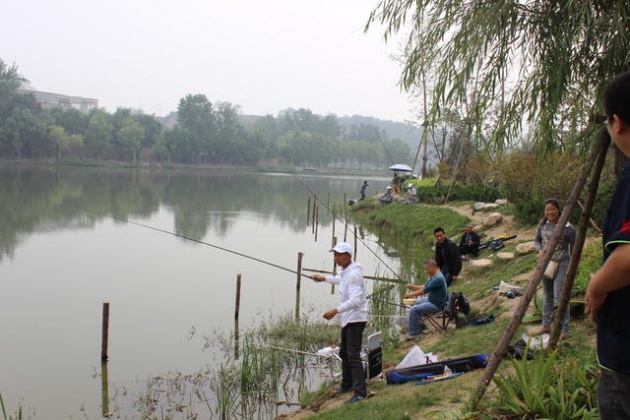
left=0, top=165, right=398, bottom=419
left=0, top=165, right=368, bottom=262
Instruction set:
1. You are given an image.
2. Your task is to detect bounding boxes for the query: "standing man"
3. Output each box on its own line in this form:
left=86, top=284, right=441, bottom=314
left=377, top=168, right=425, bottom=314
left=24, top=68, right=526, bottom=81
left=404, top=259, right=448, bottom=340
left=459, top=224, right=481, bottom=259
left=359, top=181, right=369, bottom=201
left=434, top=227, right=462, bottom=287
left=311, top=242, right=368, bottom=404
left=586, top=72, right=630, bottom=419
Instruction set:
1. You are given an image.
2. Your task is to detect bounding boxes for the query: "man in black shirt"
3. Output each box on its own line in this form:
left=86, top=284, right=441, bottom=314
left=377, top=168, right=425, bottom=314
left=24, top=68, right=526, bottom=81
left=434, top=227, right=462, bottom=287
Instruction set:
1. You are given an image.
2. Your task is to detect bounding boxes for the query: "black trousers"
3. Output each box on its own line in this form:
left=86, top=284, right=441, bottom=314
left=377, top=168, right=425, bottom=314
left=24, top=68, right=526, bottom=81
left=339, top=321, right=367, bottom=397
left=459, top=243, right=479, bottom=257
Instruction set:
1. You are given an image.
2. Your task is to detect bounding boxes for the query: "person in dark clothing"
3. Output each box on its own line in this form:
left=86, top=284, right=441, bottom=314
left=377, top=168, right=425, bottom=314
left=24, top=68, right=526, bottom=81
left=359, top=181, right=369, bottom=201
left=586, top=72, right=630, bottom=419
left=434, top=227, right=462, bottom=287
left=459, top=224, right=481, bottom=259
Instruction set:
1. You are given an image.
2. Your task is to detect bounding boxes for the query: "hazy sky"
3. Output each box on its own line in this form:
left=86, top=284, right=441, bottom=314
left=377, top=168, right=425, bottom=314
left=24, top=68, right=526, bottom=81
left=2, top=1, right=417, bottom=122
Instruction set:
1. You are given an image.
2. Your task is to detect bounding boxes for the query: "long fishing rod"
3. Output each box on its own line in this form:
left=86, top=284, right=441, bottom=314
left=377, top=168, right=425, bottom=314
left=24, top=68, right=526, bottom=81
left=67, top=202, right=404, bottom=284
left=66, top=203, right=310, bottom=279
left=292, top=174, right=407, bottom=284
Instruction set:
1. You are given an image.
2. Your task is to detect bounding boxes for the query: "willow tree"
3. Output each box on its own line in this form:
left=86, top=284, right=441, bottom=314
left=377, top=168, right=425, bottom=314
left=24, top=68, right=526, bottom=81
left=366, top=0, right=630, bottom=409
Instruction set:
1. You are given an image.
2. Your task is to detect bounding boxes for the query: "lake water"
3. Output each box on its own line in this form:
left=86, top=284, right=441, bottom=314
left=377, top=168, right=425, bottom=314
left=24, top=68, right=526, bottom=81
left=0, top=165, right=400, bottom=419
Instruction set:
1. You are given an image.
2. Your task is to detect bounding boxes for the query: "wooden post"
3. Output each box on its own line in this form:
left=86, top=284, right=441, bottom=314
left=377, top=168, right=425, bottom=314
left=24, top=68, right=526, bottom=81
left=331, top=210, right=335, bottom=244
left=101, top=361, right=109, bottom=416
left=295, top=253, right=303, bottom=321
left=314, top=205, right=319, bottom=242
left=101, top=302, right=109, bottom=362
left=344, top=215, right=348, bottom=242
left=331, top=236, right=337, bottom=295
left=354, top=225, right=358, bottom=261
left=307, top=196, right=311, bottom=227
left=311, top=195, right=317, bottom=233
left=234, top=273, right=241, bottom=359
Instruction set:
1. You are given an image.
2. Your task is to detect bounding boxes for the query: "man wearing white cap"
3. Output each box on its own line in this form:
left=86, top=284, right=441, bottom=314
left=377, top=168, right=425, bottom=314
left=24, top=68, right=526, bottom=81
left=379, top=186, right=394, bottom=204
left=311, top=242, right=368, bottom=404
left=404, top=182, right=417, bottom=204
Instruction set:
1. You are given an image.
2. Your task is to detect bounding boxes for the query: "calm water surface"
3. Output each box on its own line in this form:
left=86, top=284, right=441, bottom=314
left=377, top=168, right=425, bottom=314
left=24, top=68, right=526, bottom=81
left=0, top=165, right=399, bottom=418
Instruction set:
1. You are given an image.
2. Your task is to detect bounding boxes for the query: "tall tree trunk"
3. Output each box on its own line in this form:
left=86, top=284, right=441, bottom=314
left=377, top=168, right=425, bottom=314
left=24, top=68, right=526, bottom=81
left=470, top=128, right=609, bottom=409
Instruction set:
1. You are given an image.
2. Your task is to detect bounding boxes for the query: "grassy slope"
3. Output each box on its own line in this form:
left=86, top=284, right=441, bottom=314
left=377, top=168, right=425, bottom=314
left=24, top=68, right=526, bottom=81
left=289, top=199, right=599, bottom=419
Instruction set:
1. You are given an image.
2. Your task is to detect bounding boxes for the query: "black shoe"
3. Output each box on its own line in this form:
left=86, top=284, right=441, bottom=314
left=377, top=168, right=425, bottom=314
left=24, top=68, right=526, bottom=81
left=336, top=386, right=352, bottom=394
left=344, top=395, right=366, bottom=404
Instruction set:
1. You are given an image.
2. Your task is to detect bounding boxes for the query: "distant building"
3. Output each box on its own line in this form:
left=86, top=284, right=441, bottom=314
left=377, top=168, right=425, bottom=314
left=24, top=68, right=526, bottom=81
left=18, top=87, right=98, bottom=114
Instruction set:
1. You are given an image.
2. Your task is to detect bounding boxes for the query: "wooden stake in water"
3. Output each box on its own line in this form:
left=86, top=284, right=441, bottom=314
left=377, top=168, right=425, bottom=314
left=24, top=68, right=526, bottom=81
left=101, top=361, right=109, bottom=416
left=295, top=252, right=303, bottom=321
left=331, top=236, right=337, bottom=295
left=315, top=205, right=319, bottom=242
left=354, top=225, right=358, bottom=261
left=306, top=196, right=311, bottom=227
left=311, top=195, right=317, bottom=233
left=101, top=302, right=109, bottom=362
left=234, top=273, right=241, bottom=359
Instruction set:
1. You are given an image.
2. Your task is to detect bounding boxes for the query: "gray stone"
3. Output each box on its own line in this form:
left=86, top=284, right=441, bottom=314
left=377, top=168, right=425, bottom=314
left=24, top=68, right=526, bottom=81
left=516, top=241, right=537, bottom=255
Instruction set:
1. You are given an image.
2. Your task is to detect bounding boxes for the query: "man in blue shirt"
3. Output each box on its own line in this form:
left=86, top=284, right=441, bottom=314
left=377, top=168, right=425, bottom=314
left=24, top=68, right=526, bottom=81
left=586, top=72, right=630, bottom=419
left=404, top=259, right=448, bottom=340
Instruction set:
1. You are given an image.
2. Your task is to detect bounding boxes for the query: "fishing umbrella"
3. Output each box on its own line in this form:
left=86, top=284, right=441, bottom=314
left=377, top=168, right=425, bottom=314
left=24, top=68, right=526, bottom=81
left=388, top=164, right=413, bottom=172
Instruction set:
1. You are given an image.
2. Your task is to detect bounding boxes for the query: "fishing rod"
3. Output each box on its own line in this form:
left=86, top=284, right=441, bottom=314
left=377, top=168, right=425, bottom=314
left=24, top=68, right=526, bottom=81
left=292, top=174, right=407, bottom=284
left=66, top=202, right=313, bottom=279
left=67, top=202, right=403, bottom=285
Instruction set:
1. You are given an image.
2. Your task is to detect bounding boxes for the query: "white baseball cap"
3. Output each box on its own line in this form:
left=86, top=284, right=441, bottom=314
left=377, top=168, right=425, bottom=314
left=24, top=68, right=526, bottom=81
left=330, top=242, right=353, bottom=256
left=407, top=183, right=413, bottom=187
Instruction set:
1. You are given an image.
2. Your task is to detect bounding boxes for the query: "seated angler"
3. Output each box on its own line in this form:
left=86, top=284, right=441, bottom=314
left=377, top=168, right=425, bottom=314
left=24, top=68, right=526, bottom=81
left=404, top=259, right=448, bottom=340
left=379, top=186, right=394, bottom=204
left=459, top=224, right=481, bottom=259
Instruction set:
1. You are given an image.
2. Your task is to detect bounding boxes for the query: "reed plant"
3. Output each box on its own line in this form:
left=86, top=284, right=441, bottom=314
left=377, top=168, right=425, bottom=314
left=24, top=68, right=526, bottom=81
left=0, top=394, right=25, bottom=420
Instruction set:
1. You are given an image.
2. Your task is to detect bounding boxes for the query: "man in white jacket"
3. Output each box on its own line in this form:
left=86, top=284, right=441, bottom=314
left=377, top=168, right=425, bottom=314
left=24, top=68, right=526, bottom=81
left=311, top=242, right=368, bottom=404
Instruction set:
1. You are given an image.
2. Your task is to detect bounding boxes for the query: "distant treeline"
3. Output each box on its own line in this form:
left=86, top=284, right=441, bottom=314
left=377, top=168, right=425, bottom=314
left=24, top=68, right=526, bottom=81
left=0, top=60, right=414, bottom=169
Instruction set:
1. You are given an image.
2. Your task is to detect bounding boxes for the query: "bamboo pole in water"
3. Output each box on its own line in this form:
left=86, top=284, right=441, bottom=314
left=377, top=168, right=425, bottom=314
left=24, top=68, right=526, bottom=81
left=331, top=236, right=337, bottom=295
left=311, top=195, right=317, bottom=234
left=314, top=205, right=319, bottom=242
left=306, top=196, right=311, bottom=227
left=101, top=361, right=109, bottom=417
left=101, top=302, right=109, bottom=362
left=353, top=225, right=358, bottom=261
left=234, top=273, right=241, bottom=359
left=295, top=253, right=303, bottom=321
left=331, top=210, right=335, bottom=244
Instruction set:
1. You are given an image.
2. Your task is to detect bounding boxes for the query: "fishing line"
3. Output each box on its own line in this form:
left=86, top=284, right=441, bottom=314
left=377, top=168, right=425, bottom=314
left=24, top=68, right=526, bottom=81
left=66, top=203, right=309, bottom=278
left=292, top=174, right=407, bottom=283
left=67, top=202, right=404, bottom=284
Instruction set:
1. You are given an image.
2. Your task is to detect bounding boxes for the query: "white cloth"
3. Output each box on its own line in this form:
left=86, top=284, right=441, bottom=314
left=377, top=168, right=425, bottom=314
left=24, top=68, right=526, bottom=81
left=324, top=262, right=368, bottom=327
left=396, top=345, right=437, bottom=369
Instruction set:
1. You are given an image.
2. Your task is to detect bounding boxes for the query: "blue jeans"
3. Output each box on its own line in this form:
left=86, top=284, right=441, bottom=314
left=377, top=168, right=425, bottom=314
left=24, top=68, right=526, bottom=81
left=408, top=297, right=441, bottom=336
left=598, top=368, right=630, bottom=419
left=541, top=259, right=570, bottom=331
left=339, top=322, right=367, bottom=398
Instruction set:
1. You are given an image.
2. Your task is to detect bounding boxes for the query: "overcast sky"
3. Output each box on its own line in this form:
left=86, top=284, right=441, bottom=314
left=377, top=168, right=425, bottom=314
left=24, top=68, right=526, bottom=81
left=2, top=1, right=417, bottom=122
